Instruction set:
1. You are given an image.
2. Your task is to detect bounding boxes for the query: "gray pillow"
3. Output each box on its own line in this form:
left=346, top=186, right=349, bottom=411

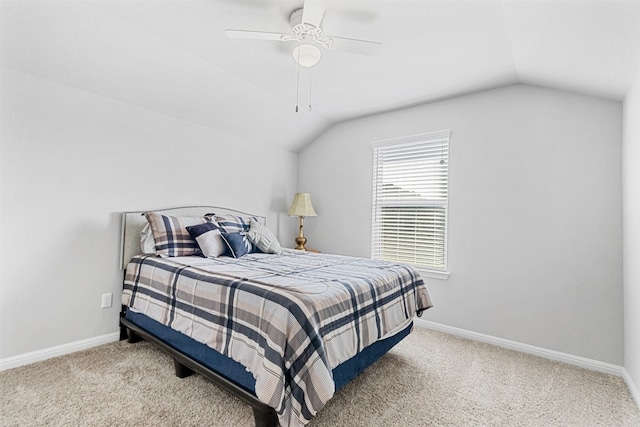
left=247, top=220, right=283, bottom=254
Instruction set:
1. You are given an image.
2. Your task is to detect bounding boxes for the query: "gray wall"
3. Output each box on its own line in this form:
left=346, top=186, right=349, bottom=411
left=0, top=68, right=298, bottom=359
left=299, top=84, right=623, bottom=365
left=623, top=70, right=640, bottom=395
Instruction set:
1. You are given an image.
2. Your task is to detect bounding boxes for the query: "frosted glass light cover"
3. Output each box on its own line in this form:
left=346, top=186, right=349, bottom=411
left=293, top=44, right=321, bottom=67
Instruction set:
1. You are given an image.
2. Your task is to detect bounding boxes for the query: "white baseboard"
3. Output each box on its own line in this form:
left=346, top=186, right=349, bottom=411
left=414, top=318, right=624, bottom=376
left=0, top=332, right=120, bottom=372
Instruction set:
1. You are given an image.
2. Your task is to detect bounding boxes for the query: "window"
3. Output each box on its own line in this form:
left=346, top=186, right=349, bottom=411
left=371, top=130, right=450, bottom=276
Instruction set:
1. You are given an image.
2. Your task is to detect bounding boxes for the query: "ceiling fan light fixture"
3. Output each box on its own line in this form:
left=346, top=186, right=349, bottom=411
left=293, top=43, right=321, bottom=67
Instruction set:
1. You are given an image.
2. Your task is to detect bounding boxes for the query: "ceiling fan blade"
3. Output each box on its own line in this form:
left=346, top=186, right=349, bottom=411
left=302, top=0, right=325, bottom=28
left=225, top=29, right=287, bottom=41
left=329, top=36, right=383, bottom=57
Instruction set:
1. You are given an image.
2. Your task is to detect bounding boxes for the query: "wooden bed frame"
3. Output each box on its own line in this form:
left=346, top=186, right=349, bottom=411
left=119, top=206, right=278, bottom=427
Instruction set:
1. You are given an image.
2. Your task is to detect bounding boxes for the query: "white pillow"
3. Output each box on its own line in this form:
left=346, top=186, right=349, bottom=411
left=195, top=229, right=226, bottom=258
left=247, top=220, right=283, bottom=254
left=185, top=222, right=226, bottom=258
left=140, top=223, right=156, bottom=254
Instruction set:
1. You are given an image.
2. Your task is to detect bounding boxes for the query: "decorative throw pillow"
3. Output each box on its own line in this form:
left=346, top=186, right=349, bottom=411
left=247, top=220, right=282, bottom=254
left=186, top=222, right=226, bottom=258
left=144, top=212, right=208, bottom=257
left=220, top=232, right=253, bottom=258
left=214, top=214, right=263, bottom=233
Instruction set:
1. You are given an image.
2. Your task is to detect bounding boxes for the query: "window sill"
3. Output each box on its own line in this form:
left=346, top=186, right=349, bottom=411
left=416, top=268, right=450, bottom=280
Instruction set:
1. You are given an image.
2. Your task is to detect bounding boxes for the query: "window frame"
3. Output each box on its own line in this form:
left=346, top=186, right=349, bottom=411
left=371, top=129, right=451, bottom=280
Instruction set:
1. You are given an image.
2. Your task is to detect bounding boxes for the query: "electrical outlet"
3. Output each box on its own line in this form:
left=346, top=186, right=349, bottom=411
left=101, top=293, right=113, bottom=309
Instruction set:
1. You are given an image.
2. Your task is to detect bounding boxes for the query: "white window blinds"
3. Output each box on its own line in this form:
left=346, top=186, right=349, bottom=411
left=371, top=130, right=450, bottom=271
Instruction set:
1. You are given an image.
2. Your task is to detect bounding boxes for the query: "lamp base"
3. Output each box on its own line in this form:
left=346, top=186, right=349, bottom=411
left=294, top=236, right=307, bottom=251
left=294, top=217, right=307, bottom=250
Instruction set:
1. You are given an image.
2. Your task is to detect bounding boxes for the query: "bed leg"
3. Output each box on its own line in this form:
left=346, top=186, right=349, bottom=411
left=119, top=307, right=129, bottom=341
left=253, top=407, right=279, bottom=427
left=127, top=328, right=143, bottom=344
left=119, top=324, right=129, bottom=341
left=173, top=359, right=194, bottom=378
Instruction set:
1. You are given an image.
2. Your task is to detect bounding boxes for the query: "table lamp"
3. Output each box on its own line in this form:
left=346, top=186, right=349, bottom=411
left=287, top=193, right=317, bottom=250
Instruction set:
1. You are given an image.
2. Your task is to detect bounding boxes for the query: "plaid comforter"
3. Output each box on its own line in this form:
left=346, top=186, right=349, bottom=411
left=122, top=249, right=432, bottom=427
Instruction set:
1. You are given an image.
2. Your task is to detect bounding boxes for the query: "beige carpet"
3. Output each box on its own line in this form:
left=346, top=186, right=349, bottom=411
left=1, top=327, right=639, bottom=426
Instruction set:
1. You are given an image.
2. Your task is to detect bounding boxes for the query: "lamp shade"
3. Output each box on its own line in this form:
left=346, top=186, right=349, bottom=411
left=287, top=193, right=317, bottom=217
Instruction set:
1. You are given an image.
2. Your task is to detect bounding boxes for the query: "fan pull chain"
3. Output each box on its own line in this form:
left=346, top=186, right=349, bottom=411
left=295, top=43, right=301, bottom=113
left=308, top=67, right=312, bottom=111
left=293, top=42, right=315, bottom=113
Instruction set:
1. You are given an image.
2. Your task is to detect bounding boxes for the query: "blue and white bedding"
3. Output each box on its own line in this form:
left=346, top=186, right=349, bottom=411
left=122, top=249, right=432, bottom=427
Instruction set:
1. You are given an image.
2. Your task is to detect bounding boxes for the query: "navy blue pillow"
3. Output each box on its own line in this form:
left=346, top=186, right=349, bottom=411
left=220, top=232, right=252, bottom=258
left=186, top=221, right=222, bottom=238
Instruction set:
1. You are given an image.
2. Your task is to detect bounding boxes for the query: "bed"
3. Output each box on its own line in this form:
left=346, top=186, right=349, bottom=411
left=119, top=206, right=432, bottom=427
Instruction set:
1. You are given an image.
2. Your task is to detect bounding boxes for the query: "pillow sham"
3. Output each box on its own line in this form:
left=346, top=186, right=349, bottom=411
left=144, top=212, right=208, bottom=257
left=220, top=232, right=254, bottom=258
left=186, top=222, right=226, bottom=258
left=214, top=213, right=264, bottom=233
left=247, top=219, right=282, bottom=254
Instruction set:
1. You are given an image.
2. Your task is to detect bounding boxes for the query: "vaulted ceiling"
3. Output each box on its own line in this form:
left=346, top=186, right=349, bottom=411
left=2, top=0, right=640, bottom=152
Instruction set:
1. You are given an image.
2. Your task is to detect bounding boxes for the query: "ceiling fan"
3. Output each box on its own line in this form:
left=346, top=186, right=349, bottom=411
left=225, top=1, right=382, bottom=68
